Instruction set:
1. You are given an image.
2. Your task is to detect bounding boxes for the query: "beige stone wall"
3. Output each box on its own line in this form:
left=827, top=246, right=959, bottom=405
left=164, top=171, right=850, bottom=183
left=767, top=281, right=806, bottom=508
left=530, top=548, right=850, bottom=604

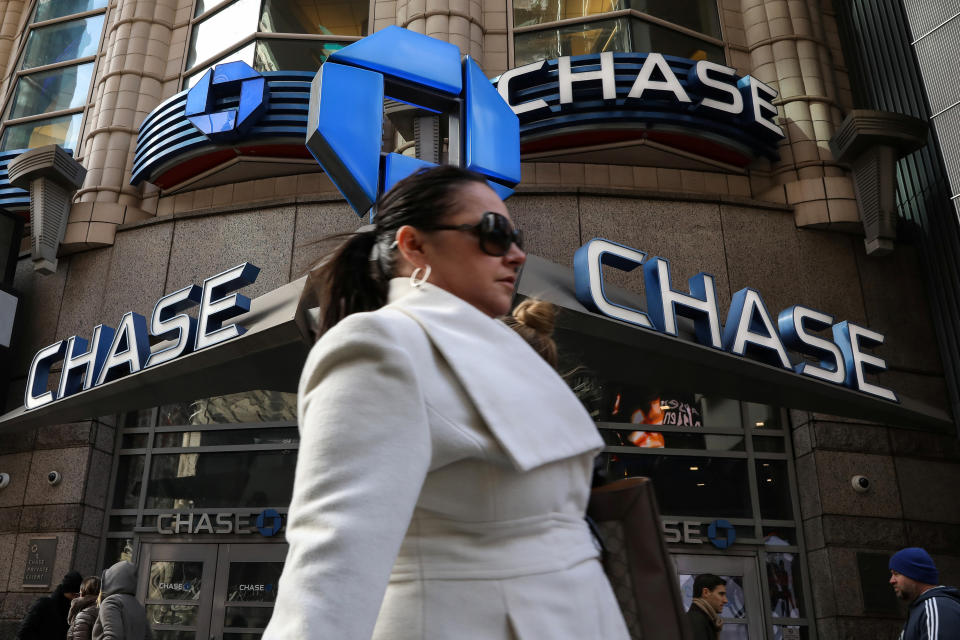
left=0, top=0, right=27, bottom=103
left=63, top=0, right=193, bottom=251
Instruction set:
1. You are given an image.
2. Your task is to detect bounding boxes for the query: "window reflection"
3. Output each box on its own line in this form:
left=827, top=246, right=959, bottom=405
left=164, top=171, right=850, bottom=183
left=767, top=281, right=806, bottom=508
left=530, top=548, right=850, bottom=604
left=765, top=547, right=802, bottom=619
left=9, top=62, right=94, bottom=118
left=514, top=0, right=626, bottom=27
left=259, top=0, right=368, bottom=35
left=112, top=454, right=145, bottom=509
left=254, top=39, right=347, bottom=72
left=186, top=0, right=259, bottom=68
left=158, top=390, right=297, bottom=426
left=632, top=0, right=721, bottom=38
left=0, top=112, right=82, bottom=150
left=514, top=17, right=631, bottom=66
left=33, top=0, right=107, bottom=22
left=631, top=19, right=724, bottom=63
left=20, top=15, right=104, bottom=70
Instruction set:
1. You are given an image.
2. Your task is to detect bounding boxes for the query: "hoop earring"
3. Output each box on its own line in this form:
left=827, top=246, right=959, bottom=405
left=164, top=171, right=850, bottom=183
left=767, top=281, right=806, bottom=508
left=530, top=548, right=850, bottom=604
left=410, top=265, right=432, bottom=288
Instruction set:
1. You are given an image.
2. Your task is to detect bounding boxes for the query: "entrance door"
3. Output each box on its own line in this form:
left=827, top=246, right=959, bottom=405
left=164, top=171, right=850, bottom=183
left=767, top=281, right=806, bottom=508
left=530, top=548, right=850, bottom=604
left=673, top=554, right=764, bottom=640
left=138, top=543, right=287, bottom=640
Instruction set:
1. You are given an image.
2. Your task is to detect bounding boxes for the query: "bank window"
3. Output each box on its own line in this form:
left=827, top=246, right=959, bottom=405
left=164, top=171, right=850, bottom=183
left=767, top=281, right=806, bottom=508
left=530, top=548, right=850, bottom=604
left=183, top=0, right=369, bottom=87
left=511, top=0, right=724, bottom=66
left=0, top=1, right=106, bottom=152
left=104, top=390, right=300, bottom=568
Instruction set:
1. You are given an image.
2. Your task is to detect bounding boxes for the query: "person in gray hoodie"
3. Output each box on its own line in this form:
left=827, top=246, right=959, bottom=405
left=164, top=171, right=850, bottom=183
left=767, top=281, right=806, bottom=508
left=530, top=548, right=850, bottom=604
left=92, top=562, right=151, bottom=640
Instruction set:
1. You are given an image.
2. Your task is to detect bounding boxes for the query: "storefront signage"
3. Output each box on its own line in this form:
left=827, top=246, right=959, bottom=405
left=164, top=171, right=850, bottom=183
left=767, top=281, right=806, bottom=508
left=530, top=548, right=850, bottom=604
left=24, top=262, right=260, bottom=411
left=186, top=61, right=269, bottom=142
left=22, top=537, right=57, bottom=588
left=156, top=509, right=284, bottom=537
left=495, top=52, right=783, bottom=164
left=574, top=238, right=898, bottom=402
left=662, top=519, right=736, bottom=549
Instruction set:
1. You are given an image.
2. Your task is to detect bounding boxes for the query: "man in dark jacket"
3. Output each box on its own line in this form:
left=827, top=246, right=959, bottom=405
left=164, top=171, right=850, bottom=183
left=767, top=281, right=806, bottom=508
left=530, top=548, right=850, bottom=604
left=92, top=561, right=152, bottom=640
left=889, top=547, right=960, bottom=640
left=686, top=573, right=727, bottom=640
left=16, top=570, right=83, bottom=640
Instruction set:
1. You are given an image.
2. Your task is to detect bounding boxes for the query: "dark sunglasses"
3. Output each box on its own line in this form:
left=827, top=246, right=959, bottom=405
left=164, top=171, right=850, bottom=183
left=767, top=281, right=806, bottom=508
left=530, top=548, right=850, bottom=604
left=422, top=211, right=524, bottom=257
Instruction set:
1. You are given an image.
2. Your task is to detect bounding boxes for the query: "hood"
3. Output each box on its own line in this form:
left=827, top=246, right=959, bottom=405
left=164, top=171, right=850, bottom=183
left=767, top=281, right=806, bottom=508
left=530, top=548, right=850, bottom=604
left=914, top=586, right=960, bottom=608
left=68, top=595, right=98, bottom=623
left=101, top=561, right=138, bottom=597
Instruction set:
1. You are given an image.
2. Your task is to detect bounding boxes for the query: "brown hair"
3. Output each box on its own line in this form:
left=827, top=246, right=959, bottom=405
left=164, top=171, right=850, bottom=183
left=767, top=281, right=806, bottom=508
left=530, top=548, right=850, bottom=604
left=80, top=576, right=100, bottom=597
left=504, top=299, right=558, bottom=368
left=306, top=165, right=489, bottom=338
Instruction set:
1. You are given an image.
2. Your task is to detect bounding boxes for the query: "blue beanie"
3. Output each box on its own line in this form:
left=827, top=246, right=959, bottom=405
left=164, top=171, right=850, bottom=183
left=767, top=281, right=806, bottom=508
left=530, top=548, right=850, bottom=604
left=889, top=547, right=939, bottom=585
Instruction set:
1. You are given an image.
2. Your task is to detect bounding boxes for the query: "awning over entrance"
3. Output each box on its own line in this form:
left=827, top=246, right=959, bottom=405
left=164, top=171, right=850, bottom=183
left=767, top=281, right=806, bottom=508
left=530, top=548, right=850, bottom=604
left=0, top=276, right=310, bottom=430
left=0, top=256, right=952, bottom=431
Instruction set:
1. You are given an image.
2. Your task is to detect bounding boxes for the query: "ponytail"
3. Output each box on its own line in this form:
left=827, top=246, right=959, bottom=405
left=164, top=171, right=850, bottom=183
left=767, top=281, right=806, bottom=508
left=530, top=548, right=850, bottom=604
left=309, top=229, right=388, bottom=338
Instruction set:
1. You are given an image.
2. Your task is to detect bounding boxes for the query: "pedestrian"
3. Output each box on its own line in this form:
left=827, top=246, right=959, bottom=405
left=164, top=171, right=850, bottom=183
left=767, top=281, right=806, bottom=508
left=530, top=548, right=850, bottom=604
left=686, top=573, right=727, bottom=640
left=92, top=561, right=151, bottom=640
left=263, top=166, right=630, bottom=639
left=15, top=570, right=82, bottom=640
left=67, top=577, right=100, bottom=640
left=889, top=547, right=960, bottom=639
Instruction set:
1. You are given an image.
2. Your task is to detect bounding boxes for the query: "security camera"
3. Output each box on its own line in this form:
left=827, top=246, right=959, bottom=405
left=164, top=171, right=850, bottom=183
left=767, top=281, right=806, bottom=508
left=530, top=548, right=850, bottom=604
left=47, top=471, right=62, bottom=486
left=851, top=475, right=870, bottom=493
left=0, top=473, right=9, bottom=489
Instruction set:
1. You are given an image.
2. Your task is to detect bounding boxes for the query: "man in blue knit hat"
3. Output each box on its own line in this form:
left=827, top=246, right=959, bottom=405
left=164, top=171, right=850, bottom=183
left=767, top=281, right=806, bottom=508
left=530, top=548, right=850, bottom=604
left=889, top=547, right=960, bottom=639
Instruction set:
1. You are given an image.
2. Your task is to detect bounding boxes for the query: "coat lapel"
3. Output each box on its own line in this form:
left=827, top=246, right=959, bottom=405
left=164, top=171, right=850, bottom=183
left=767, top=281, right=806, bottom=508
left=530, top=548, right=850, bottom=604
left=387, top=279, right=602, bottom=472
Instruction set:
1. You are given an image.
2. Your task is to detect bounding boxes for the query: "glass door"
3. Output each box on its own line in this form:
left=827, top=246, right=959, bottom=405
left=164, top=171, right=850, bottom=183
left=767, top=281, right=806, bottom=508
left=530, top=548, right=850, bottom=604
left=210, top=544, right=287, bottom=640
left=673, top=554, right=764, bottom=640
left=138, top=543, right=218, bottom=640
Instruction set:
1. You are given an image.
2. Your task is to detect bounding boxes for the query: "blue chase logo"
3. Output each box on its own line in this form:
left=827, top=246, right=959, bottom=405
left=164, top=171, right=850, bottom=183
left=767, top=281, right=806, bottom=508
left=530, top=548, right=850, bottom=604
left=186, top=61, right=270, bottom=142
left=255, top=508, right=284, bottom=537
left=707, top=519, right=736, bottom=550
left=306, top=26, right=521, bottom=217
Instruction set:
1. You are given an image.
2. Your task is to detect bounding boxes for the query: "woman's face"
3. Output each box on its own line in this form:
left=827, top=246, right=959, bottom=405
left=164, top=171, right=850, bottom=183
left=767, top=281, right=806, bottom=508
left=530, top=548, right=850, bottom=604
left=418, top=181, right=526, bottom=317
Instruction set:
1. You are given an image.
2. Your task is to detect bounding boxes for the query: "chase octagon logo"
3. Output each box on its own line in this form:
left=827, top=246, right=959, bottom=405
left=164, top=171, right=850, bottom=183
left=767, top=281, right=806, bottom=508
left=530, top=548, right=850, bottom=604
left=306, top=26, right=521, bottom=217
left=186, top=61, right=269, bottom=143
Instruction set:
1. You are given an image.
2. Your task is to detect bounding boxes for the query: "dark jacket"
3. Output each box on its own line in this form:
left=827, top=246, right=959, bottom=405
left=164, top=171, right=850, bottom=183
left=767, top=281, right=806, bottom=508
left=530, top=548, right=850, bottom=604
left=67, top=596, right=99, bottom=640
left=686, top=604, right=718, bottom=640
left=92, top=562, right=151, bottom=640
left=900, top=586, right=960, bottom=640
left=15, top=585, right=73, bottom=640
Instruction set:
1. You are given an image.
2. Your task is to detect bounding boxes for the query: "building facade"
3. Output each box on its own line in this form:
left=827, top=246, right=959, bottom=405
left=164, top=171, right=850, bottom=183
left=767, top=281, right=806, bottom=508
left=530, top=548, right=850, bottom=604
left=0, top=1, right=959, bottom=639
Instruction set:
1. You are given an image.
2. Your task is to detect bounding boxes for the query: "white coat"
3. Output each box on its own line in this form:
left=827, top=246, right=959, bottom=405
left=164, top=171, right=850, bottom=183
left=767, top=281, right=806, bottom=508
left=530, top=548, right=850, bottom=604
left=264, top=278, right=630, bottom=640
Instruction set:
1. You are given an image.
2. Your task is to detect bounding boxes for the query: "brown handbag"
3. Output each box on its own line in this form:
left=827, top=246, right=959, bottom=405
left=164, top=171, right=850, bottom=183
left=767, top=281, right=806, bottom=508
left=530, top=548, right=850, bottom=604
left=588, top=477, right=693, bottom=640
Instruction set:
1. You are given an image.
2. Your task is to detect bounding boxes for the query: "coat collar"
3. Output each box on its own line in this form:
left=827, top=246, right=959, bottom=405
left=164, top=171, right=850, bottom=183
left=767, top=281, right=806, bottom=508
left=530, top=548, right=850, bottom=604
left=386, top=278, right=602, bottom=471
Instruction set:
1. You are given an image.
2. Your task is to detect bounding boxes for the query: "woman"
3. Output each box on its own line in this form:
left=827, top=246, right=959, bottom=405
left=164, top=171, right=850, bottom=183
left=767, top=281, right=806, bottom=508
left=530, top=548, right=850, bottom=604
left=67, top=577, right=100, bottom=640
left=265, top=166, right=629, bottom=639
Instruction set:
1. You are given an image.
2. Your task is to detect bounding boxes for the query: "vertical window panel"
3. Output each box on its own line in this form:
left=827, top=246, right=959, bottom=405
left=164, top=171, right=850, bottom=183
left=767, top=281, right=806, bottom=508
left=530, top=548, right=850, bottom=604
left=630, top=18, right=724, bottom=62
left=186, top=0, right=260, bottom=69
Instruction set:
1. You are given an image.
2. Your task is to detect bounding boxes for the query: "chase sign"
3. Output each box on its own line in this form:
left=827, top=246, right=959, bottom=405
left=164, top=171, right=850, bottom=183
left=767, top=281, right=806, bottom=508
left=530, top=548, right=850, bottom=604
left=306, top=26, right=521, bottom=216
left=186, top=61, right=269, bottom=142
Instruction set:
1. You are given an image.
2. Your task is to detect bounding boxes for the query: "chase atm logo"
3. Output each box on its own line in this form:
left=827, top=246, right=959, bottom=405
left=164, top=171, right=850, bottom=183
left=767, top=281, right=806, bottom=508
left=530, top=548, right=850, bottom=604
left=186, top=61, right=269, bottom=142
left=306, top=26, right=521, bottom=217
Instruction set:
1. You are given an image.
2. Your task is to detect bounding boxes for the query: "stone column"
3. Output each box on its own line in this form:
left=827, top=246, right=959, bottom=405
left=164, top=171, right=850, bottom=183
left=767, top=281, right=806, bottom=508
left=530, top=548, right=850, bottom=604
left=0, top=0, right=26, bottom=102
left=741, top=0, right=860, bottom=230
left=397, top=0, right=484, bottom=60
left=63, top=0, right=183, bottom=250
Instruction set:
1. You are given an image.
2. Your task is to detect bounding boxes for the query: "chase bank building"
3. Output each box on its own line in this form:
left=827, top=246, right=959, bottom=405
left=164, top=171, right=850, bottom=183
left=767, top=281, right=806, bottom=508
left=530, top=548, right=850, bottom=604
left=1, top=0, right=959, bottom=639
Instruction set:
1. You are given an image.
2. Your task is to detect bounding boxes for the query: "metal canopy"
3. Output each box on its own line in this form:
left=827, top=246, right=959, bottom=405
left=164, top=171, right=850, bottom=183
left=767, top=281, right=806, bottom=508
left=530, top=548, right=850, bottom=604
left=0, top=255, right=952, bottom=432
left=516, top=255, right=953, bottom=431
left=0, top=276, right=311, bottom=431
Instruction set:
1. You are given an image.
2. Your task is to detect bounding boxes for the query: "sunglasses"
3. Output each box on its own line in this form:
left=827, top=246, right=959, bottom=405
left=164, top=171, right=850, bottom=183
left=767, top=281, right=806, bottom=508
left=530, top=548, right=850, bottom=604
left=422, top=211, right=524, bottom=257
